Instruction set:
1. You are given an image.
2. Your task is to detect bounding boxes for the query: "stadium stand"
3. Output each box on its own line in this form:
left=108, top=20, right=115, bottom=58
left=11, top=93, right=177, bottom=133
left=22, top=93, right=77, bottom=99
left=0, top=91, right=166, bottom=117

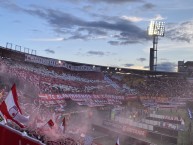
left=0, top=45, right=193, bottom=145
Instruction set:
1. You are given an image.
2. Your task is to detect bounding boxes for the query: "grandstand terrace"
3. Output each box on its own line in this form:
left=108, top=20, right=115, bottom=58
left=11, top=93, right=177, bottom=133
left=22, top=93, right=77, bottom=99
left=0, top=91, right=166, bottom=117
left=0, top=45, right=193, bottom=145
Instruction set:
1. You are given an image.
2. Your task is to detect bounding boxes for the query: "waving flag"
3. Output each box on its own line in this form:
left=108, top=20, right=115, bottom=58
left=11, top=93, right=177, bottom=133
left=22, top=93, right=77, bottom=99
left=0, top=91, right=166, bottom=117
left=37, top=119, right=55, bottom=134
left=0, top=84, right=29, bottom=128
left=48, top=119, right=54, bottom=127
left=115, top=137, right=120, bottom=145
left=62, top=116, right=66, bottom=127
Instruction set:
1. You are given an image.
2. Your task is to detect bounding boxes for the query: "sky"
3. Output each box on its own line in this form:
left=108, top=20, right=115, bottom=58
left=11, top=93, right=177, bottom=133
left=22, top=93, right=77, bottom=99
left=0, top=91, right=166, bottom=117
left=0, top=0, right=193, bottom=72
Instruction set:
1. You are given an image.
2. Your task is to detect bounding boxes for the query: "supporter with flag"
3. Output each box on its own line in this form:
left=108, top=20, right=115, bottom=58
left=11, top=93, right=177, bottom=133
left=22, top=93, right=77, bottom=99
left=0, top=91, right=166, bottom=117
left=115, top=137, right=120, bottom=145
left=59, top=116, right=66, bottom=134
left=37, top=119, right=55, bottom=134
left=0, top=84, right=29, bottom=128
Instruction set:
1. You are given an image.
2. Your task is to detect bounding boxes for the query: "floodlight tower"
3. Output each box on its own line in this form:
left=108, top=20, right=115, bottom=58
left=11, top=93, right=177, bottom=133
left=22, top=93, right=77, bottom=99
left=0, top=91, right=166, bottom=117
left=148, top=21, right=165, bottom=71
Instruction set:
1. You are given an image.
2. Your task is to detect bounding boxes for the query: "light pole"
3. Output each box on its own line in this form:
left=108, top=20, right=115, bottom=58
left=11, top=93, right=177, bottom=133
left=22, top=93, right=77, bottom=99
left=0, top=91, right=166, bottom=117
left=148, top=21, right=165, bottom=71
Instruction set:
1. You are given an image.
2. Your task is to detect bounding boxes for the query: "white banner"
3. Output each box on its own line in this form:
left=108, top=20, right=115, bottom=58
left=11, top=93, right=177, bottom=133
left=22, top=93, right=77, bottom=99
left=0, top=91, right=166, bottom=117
left=25, top=54, right=101, bottom=72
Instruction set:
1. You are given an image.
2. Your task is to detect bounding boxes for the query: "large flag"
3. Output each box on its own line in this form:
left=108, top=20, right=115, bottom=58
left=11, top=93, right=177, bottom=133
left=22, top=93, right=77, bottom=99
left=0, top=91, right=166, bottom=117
left=115, top=137, right=120, bottom=145
left=0, top=84, right=29, bottom=128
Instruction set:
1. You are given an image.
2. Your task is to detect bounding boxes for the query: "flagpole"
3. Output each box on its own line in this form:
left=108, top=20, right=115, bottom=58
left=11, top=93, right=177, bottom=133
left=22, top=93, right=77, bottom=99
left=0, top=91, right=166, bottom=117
left=35, top=119, right=51, bottom=133
left=40, top=121, right=49, bottom=129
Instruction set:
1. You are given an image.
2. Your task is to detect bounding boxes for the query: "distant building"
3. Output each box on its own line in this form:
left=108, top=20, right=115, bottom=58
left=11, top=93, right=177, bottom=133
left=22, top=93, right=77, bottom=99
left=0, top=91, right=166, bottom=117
left=178, top=61, right=193, bottom=83
left=178, top=61, right=193, bottom=75
left=178, top=61, right=186, bottom=72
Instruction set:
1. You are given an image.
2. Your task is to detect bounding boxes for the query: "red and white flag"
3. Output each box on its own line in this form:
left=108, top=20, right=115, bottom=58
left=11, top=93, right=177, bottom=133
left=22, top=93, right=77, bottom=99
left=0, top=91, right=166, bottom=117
left=115, top=137, right=120, bottom=145
left=0, top=84, right=29, bottom=128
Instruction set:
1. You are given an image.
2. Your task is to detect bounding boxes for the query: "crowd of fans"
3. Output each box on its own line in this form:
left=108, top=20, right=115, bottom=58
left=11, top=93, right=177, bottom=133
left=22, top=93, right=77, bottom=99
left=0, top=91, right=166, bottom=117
left=1, top=54, right=193, bottom=144
left=136, top=77, right=193, bottom=98
left=0, top=57, right=137, bottom=108
left=0, top=58, right=132, bottom=96
left=124, top=76, right=193, bottom=108
left=6, top=122, right=80, bottom=145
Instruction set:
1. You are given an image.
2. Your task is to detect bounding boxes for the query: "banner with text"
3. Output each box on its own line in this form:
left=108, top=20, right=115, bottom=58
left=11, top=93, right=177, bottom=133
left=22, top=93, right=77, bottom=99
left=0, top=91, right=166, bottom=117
left=25, top=54, right=101, bottom=72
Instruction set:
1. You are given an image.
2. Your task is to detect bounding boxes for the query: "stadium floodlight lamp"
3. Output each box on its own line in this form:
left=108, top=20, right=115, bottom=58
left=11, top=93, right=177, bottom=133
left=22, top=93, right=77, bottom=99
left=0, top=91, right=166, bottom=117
left=148, top=21, right=165, bottom=37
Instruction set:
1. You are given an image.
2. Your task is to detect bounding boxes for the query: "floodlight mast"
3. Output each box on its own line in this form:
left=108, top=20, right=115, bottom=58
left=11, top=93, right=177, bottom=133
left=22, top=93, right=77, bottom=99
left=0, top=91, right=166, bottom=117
left=148, top=21, right=165, bottom=71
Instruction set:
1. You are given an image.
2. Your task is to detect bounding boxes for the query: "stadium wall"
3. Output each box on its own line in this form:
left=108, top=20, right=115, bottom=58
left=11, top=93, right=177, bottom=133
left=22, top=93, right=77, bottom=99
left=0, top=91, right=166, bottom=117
left=92, top=124, right=151, bottom=145
left=0, top=46, right=25, bottom=61
left=0, top=123, right=44, bottom=145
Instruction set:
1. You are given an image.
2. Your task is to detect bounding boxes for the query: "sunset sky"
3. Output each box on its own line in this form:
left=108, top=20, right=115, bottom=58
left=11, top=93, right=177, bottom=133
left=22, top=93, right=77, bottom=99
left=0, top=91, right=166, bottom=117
left=0, top=0, right=193, bottom=72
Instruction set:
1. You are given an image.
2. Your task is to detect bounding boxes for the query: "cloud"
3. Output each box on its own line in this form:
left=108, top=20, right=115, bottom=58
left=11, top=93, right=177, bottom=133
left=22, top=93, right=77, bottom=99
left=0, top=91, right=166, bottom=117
left=110, top=30, right=150, bottom=45
left=66, top=27, right=108, bottom=40
left=12, top=20, right=21, bottom=23
left=125, top=65, right=148, bottom=70
left=87, top=51, right=105, bottom=56
left=120, top=14, right=166, bottom=23
left=0, top=2, right=150, bottom=45
left=30, top=29, right=42, bottom=33
left=84, top=0, right=144, bottom=4
left=78, top=27, right=107, bottom=36
left=144, top=66, right=149, bottom=69
left=156, top=62, right=177, bottom=72
left=0, top=1, right=23, bottom=12
left=29, top=8, right=150, bottom=44
left=68, top=34, right=91, bottom=40
left=55, top=0, right=144, bottom=4
left=166, top=20, right=193, bottom=43
left=141, top=3, right=156, bottom=10
left=120, top=16, right=143, bottom=22
left=151, top=14, right=166, bottom=21
left=124, top=63, right=134, bottom=67
left=82, top=5, right=93, bottom=12
left=2, top=2, right=149, bottom=45
left=160, top=58, right=169, bottom=61
left=45, top=49, right=55, bottom=54
left=137, top=57, right=146, bottom=62
left=108, top=41, right=120, bottom=46
left=108, top=39, right=143, bottom=45
left=28, top=38, right=64, bottom=42
left=85, top=51, right=116, bottom=56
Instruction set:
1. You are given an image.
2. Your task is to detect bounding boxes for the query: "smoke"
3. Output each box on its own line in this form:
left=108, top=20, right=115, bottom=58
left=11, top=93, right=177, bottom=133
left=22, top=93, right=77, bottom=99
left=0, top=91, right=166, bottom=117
left=0, top=58, right=81, bottom=142
left=0, top=62, right=7, bottom=74
left=0, top=57, right=149, bottom=144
